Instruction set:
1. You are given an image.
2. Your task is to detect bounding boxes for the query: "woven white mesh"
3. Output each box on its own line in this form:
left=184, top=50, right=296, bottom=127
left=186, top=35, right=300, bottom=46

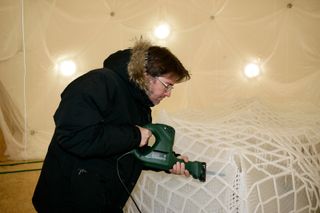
left=125, top=100, right=320, bottom=213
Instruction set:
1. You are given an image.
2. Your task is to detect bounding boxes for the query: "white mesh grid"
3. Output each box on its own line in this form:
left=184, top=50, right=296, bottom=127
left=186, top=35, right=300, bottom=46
left=125, top=100, right=320, bottom=213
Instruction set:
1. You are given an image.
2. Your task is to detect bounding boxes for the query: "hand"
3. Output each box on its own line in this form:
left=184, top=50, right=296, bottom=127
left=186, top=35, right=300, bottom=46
left=136, top=126, right=152, bottom=147
left=169, top=155, right=190, bottom=177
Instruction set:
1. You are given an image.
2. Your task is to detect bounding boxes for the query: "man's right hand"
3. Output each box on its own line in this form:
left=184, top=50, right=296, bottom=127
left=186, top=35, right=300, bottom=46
left=136, top=126, right=152, bottom=147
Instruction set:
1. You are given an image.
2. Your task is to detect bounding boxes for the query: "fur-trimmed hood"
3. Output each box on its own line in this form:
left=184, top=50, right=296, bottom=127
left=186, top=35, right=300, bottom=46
left=127, top=39, right=152, bottom=91
left=103, top=39, right=154, bottom=107
left=103, top=39, right=151, bottom=92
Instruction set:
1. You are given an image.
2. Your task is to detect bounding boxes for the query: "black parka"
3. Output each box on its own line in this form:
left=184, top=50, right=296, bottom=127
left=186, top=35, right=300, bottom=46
left=32, top=48, right=154, bottom=212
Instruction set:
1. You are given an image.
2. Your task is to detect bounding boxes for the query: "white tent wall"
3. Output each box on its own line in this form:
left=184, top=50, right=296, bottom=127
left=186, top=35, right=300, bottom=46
left=0, top=0, right=319, bottom=212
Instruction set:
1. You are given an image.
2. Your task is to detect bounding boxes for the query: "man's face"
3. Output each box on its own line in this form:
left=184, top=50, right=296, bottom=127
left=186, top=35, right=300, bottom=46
left=146, top=73, right=176, bottom=105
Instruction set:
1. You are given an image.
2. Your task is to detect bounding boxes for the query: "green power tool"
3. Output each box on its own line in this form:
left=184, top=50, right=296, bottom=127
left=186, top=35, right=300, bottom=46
left=132, top=123, right=207, bottom=182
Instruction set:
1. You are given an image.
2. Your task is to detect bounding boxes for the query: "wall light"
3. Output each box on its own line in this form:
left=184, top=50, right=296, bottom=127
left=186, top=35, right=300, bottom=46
left=153, top=23, right=171, bottom=39
left=57, top=59, right=76, bottom=76
left=244, top=63, right=261, bottom=79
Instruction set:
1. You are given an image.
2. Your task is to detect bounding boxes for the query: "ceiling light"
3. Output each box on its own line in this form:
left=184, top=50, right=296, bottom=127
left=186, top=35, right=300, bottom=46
left=244, top=63, right=261, bottom=78
left=57, top=59, right=76, bottom=76
left=153, top=23, right=171, bottom=39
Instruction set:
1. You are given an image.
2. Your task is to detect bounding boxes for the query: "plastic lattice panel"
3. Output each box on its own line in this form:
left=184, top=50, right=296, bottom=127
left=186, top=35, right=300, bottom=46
left=125, top=100, right=320, bottom=213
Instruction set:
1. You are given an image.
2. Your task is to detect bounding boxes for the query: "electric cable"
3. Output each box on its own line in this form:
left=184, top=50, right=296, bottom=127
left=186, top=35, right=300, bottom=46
left=116, top=151, right=142, bottom=213
left=0, top=168, right=41, bottom=175
left=0, top=160, right=43, bottom=175
left=0, top=160, right=43, bottom=166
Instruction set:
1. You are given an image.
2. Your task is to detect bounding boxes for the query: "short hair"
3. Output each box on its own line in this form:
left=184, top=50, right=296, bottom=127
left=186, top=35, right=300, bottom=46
left=145, top=46, right=190, bottom=83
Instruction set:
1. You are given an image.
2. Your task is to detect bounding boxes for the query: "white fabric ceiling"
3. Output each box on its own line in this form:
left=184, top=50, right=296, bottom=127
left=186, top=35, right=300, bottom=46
left=0, top=0, right=320, bottom=159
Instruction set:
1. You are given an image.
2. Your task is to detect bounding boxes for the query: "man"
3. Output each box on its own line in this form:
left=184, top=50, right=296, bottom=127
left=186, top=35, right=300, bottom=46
left=32, top=39, right=191, bottom=212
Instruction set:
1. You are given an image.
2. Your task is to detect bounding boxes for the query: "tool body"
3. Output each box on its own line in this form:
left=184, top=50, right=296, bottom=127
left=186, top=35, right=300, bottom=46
left=131, top=123, right=207, bottom=182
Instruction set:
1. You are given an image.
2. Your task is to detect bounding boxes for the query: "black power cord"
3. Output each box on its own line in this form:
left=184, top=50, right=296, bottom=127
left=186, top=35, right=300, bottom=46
left=0, top=160, right=43, bottom=175
left=116, top=152, right=142, bottom=213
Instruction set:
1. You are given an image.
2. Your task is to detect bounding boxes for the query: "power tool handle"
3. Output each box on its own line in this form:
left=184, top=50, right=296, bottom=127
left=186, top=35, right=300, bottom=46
left=177, top=159, right=206, bottom=182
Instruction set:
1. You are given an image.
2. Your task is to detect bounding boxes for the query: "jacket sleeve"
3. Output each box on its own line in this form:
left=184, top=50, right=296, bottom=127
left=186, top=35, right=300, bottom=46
left=53, top=71, right=141, bottom=158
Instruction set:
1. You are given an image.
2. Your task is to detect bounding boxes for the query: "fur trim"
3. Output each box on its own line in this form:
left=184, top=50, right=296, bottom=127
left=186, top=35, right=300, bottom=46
left=127, top=39, right=152, bottom=91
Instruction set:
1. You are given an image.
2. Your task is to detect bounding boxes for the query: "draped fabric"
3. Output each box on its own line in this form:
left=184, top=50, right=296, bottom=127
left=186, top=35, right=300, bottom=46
left=0, top=0, right=319, bottom=181
left=1, top=0, right=319, bottom=212
left=126, top=102, right=320, bottom=212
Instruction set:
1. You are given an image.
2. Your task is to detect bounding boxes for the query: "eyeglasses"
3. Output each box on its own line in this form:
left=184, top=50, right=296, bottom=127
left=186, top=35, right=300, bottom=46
left=156, top=77, right=174, bottom=92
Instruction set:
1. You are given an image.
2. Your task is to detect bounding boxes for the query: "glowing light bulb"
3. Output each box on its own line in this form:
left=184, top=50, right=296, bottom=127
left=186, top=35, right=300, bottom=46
left=154, top=23, right=171, bottom=39
left=58, top=59, right=76, bottom=76
left=244, top=63, right=261, bottom=78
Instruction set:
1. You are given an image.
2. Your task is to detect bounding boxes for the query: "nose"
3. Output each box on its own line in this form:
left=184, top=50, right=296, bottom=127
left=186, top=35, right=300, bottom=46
left=164, top=90, right=172, bottom=97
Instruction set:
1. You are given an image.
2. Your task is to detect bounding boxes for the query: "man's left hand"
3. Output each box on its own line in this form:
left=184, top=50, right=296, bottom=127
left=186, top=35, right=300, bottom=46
left=169, top=155, right=190, bottom=177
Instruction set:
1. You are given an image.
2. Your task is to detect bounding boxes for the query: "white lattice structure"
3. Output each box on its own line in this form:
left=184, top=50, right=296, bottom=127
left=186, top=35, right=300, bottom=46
left=125, top=100, right=320, bottom=213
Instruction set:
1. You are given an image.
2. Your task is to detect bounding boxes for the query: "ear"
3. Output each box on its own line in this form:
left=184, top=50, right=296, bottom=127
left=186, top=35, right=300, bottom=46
left=144, top=72, right=153, bottom=81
